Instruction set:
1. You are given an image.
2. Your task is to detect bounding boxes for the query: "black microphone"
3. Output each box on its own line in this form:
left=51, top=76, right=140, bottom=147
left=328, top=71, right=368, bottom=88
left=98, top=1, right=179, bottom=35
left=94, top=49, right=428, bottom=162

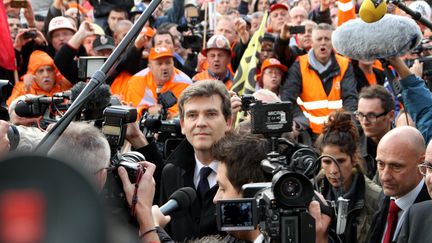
left=160, top=187, right=196, bottom=215
left=70, top=81, right=112, bottom=120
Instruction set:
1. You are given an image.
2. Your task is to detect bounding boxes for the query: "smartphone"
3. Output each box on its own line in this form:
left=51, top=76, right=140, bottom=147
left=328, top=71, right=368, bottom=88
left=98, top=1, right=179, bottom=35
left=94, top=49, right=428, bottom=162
left=289, top=25, right=306, bottom=34
left=10, top=0, right=28, bottom=8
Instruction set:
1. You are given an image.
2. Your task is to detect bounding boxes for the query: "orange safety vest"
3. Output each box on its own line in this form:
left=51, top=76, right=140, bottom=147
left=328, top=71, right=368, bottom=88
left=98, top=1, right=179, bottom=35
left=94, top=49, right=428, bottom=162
left=124, top=67, right=192, bottom=117
left=192, top=70, right=233, bottom=90
left=297, top=54, right=349, bottom=134
left=110, top=71, right=132, bottom=101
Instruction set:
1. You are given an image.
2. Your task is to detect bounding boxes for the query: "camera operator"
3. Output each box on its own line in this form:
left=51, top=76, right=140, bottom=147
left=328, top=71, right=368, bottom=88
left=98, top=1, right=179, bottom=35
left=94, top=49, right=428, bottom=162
left=6, top=50, right=72, bottom=125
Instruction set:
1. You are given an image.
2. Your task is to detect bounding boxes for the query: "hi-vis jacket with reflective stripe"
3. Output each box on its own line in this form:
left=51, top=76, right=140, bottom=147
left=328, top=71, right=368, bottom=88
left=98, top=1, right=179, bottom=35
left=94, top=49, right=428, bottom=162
left=297, top=54, right=349, bottom=134
left=124, top=67, right=192, bottom=117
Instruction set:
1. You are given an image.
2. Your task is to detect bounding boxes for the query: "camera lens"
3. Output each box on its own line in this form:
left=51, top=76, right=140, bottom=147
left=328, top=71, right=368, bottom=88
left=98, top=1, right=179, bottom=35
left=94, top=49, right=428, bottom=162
left=272, top=171, right=314, bottom=207
left=281, top=178, right=301, bottom=198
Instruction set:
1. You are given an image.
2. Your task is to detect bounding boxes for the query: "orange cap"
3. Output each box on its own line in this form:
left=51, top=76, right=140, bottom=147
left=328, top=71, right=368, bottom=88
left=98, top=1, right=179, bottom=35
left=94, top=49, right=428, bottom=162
left=148, top=47, right=173, bottom=60
left=141, top=27, right=155, bottom=38
left=257, top=58, right=288, bottom=81
left=270, top=3, right=289, bottom=12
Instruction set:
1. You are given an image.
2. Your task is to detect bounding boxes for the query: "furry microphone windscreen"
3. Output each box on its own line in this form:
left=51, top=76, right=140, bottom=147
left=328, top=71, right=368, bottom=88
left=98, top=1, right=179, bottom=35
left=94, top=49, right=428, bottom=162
left=332, top=14, right=422, bottom=61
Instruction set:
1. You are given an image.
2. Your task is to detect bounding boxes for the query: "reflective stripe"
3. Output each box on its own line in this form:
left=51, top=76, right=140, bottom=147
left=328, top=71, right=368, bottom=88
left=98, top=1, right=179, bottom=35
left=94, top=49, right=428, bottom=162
left=297, top=97, right=343, bottom=110
left=303, top=111, right=328, bottom=125
left=338, top=0, right=354, bottom=11
left=138, top=86, right=156, bottom=107
left=328, top=100, right=343, bottom=109
left=173, top=72, right=193, bottom=84
left=134, top=67, right=150, bottom=77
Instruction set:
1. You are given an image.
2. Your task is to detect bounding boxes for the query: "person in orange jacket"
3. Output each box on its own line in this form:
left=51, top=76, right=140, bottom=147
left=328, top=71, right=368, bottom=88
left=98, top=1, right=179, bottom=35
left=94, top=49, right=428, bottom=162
left=193, top=35, right=234, bottom=90
left=7, top=50, right=72, bottom=108
left=7, top=50, right=72, bottom=125
left=124, top=47, right=192, bottom=118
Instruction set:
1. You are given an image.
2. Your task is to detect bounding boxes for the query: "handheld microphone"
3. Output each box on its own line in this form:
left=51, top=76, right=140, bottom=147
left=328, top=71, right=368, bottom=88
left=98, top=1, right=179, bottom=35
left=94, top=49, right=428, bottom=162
left=160, top=187, right=196, bottom=215
left=359, top=0, right=387, bottom=23
left=336, top=197, right=349, bottom=235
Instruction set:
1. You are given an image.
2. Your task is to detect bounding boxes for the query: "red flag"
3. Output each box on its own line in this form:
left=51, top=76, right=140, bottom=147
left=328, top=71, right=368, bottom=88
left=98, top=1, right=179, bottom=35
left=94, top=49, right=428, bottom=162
left=0, top=2, right=16, bottom=71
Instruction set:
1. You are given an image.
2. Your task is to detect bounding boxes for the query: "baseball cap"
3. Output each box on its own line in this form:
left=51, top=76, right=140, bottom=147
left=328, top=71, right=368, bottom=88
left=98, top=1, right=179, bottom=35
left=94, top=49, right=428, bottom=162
left=270, top=3, right=289, bottom=12
left=258, top=58, right=288, bottom=80
left=91, top=23, right=105, bottom=36
left=148, top=47, right=174, bottom=60
left=92, top=35, right=115, bottom=52
left=409, top=1, right=431, bottom=20
left=48, top=16, right=77, bottom=36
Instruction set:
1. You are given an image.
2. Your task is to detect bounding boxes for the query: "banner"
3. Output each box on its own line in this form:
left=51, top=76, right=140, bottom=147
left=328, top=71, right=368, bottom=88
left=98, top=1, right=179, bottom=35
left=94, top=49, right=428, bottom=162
left=0, top=2, right=16, bottom=71
left=231, top=11, right=268, bottom=95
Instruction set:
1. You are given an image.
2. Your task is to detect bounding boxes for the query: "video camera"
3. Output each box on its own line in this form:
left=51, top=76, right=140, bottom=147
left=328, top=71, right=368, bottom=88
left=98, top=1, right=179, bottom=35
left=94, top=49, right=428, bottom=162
left=177, top=6, right=208, bottom=53
left=139, top=90, right=183, bottom=158
left=13, top=93, right=71, bottom=129
left=217, top=98, right=320, bottom=243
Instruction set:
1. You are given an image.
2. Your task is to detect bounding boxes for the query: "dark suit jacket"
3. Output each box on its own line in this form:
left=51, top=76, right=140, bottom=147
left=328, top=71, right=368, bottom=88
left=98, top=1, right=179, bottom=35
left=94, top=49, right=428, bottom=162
left=159, top=140, right=218, bottom=241
left=367, top=183, right=431, bottom=243
left=396, top=200, right=432, bottom=243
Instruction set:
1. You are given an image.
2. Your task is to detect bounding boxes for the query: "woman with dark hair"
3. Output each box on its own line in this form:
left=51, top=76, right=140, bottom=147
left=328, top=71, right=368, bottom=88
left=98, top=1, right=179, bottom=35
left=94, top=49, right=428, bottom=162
left=316, top=111, right=382, bottom=243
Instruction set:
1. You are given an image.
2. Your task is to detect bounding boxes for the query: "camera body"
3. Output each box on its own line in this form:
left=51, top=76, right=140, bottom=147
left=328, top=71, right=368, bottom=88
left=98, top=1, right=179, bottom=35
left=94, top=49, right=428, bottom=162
left=139, top=91, right=183, bottom=158
left=23, top=30, right=37, bottom=39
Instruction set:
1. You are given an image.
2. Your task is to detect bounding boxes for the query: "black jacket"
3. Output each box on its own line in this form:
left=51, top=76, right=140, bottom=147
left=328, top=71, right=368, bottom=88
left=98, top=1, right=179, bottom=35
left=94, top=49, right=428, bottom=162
left=396, top=200, right=432, bottom=243
left=280, top=53, right=358, bottom=131
left=367, top=183, right=431, bottom=243
left=352, top=60, right=385, bottom=92
left=159, top=140, right=218, bottom=241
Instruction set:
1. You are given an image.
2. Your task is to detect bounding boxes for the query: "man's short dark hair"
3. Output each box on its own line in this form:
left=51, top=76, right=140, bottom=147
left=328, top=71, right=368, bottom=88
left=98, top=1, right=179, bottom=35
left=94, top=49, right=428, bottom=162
left=211, top=133, right=269, bottom=193
left=109, top=7, right=129, bottom=19
left=359, top=85, right=395, bottom=113
left=178, top=79, right=232, bottom=120
left=151, top=30, right=176, bottom=47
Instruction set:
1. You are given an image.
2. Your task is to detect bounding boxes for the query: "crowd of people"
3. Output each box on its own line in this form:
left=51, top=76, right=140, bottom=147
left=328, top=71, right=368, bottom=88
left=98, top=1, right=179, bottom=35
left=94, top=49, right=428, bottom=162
left=2, top=0, right=432, bottom=242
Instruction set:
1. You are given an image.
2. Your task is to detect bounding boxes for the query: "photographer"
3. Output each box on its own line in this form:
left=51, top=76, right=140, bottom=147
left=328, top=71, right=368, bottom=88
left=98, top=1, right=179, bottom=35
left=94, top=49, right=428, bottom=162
left=48, top=121, right=162, bottom=242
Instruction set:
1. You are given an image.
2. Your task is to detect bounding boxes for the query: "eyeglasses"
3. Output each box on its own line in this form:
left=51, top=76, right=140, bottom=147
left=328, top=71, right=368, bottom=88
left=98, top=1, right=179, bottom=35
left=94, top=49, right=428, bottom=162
left=354, top=111, right=388, bottom=123
left=418, top=162, right=432, bottom=176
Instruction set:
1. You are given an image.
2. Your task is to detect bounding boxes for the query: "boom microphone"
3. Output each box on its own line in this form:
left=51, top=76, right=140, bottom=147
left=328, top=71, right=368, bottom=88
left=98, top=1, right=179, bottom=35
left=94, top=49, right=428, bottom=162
left=160, top=187, right=196, bottom=215
left=332, top=14, right=422, bottom=61
left=359, top=0, right=387, bottom=23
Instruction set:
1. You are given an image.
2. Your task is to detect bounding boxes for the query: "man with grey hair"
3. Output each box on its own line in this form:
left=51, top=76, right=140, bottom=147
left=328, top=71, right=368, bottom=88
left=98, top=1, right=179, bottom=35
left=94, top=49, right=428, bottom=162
left=49, top=122, right=111, bottom=191
left=280, top=23, right=357, bottom=137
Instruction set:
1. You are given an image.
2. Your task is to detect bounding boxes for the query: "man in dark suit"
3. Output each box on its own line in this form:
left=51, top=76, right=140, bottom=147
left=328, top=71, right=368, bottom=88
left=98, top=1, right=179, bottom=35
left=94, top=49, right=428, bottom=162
left=159, top=80, right=240, bottom=241
left=396, top=140, right=432, bottom=243
left=367, top=126, right=430, bottom=243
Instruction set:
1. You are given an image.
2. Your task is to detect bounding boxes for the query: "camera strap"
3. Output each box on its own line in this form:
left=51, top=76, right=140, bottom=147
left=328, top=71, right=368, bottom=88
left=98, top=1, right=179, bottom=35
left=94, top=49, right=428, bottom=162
left=130, top=164, right=145, bottom=217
